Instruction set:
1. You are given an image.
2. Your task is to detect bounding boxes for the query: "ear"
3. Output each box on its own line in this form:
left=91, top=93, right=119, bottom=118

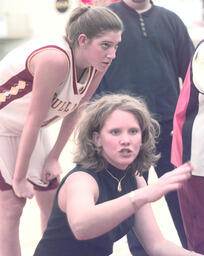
left=92, top=131, right=102, bottom=147
left=78, top=34, right=88, bottom=47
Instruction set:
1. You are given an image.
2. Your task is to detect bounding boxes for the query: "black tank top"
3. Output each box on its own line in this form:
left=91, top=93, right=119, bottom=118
left=33, top=164, right=137, bottom=256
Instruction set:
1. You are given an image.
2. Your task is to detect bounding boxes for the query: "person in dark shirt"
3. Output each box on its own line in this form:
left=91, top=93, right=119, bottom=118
left=33, top=93, right=200, bottom=256
left=94, top=0, right=195, bottom=254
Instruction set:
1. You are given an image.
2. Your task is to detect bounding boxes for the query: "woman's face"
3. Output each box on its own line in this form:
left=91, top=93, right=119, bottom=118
left=80, top=30, right=121, bottom=72
left=94, top=109, right=142, bottom=170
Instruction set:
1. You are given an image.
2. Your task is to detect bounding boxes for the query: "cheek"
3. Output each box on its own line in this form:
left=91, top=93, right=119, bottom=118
left=101, top=137, right=116, bottom=152
left=93, top=49, right=104, bottom=59
left=134, top=135, right=142, bottom=148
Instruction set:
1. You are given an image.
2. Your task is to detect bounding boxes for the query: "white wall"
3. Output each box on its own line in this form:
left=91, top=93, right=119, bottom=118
left=0, top=0, right=203, bottom=57
left=155, top=0, right=203, bottom=27
left=0, top=0, right=80, bottom=58
left=0, top=0, right=80, bottom=38
left=1, top=0, right=203, bottom=38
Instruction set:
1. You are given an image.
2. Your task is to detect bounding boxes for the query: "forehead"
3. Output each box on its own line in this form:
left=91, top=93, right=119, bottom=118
left=104, top=109, right=139, bottom=126
left=93, top=31, right=121, bottom=43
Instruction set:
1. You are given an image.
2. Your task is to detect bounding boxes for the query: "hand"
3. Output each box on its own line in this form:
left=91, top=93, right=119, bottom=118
left=145, top=162, right=193, bottom=203
left=42, top=157, right=62, bottom=184
left=12, top=178, right=34, bottom=199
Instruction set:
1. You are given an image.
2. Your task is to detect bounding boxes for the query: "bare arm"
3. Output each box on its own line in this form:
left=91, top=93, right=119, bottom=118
left=133, top=175, right=202, bottom=256
left=50, top=69, right=107, bottom=158
left=41, top=69, right=107, bottom=182
left=12, top=49, right=68, bottom=198
left=58, top=162, right=194, bottom=246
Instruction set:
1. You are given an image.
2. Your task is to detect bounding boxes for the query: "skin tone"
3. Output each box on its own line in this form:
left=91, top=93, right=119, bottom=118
left=0, top=30, right=121, bottom=256
left=94, top=109, right=142, bottom=170
left=12, top=30, right=121, bottom=199
left=123, top=0, right=151, bottom=11
left=58, top=109, right=203, bottom=255
left=74, top=31, right=121, bottom=73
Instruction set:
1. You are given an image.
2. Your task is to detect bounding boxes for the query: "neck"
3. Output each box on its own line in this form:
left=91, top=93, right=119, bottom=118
left=123, top=0, right=151, bottom=12
left=72, top=47, right=88, bottom=80
left=104, top=166, right=129, bottom=192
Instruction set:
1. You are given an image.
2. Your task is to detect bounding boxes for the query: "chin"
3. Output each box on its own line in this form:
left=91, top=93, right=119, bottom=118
left=97, top=64, right=110, bottom=72
left=132, top=0, right=145, bottom=2
left=117, top=161, right=133, bottom=170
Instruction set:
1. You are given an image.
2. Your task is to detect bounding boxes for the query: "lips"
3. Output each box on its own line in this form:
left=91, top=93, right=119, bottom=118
left=102, top=61, right=110, bottom=66
left=120, top=148, right=132, bottom=154
left=98, top=62, right=110, bottom=71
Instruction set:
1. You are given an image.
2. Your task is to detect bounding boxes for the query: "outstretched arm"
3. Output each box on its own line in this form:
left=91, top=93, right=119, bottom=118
left=59, top=162, right=194, bottom=246
left=133, top=169, right=202, bottom=256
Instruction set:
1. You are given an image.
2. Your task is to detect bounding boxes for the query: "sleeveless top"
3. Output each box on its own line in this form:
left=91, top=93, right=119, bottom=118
left=34, top=164, right=137, bottom=256
left=171, top=40, right=204, bottom=176
left=0, top=37, right=97, bottom=136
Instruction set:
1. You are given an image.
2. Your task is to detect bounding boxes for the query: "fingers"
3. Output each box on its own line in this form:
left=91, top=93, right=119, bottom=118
left=173, top=162, right=193, bottom=182
left=168, top=173, right=191, bottom=186
left=164, top=162, right=193, bottom=181
left=42, top=171, right=52, bottom=183
left=155, top=162, right=193, bottom=197
left=19, top=191, right=34, bottom=199
left=13, top=184, right=34, bottom=199
left=15, top=188, right=34, bottom=199
left=163, top=183, right=183, bottom=194
left=43, top=171, right=61, bottom=183
left=46, top=172, right=52, bottom=181
left=163, top=162, right=194, bottom=193
left=174, top=161, right=194, bottom=174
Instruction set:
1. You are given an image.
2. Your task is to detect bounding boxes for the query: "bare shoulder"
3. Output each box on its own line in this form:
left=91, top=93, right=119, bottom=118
left=29, top=48, right=69, bottom=75
left=58, top=171, right=99, bottom=212
left=65, top=171, right=98, bottom=188
left=64, top=171, right=99, bottom=202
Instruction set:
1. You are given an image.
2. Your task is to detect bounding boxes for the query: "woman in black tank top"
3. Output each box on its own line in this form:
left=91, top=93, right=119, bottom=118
left=34, top=94, right=197, bottom=256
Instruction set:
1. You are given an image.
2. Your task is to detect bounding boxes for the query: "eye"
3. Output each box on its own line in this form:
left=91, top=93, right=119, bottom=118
left=110, top=129, right=120, bottom=135
left=129, top=128, right=140, bottom=135
left=101, top=42, right=111, bottom=50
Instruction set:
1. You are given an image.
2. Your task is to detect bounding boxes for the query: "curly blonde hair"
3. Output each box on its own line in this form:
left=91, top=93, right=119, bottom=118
left=73, top=93, right=160, bottom=175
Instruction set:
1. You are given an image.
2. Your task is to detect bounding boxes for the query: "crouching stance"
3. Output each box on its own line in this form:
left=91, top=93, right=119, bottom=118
left=34, top=94, right=201, bottom=256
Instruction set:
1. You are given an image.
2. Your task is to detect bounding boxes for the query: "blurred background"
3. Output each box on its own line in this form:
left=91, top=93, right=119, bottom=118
left=0, top=0, right=204, bottom=61
left=0, top=0, right=203, bottom=255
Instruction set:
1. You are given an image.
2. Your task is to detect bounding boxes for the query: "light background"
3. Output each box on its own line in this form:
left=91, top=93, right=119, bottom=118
left=0, top=0, right=202, bottom=255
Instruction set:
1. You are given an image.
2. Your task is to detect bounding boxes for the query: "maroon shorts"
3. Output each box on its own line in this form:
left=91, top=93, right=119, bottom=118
left=0, top=171, right=59, bottom=191
left=178, top=175, right=204, bottom=253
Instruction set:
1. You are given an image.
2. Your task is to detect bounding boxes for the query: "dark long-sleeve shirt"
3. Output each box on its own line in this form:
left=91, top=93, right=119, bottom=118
left=95, top=1, right=195, bottom=121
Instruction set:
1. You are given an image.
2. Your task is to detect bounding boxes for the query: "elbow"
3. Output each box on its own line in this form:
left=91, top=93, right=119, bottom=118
left=70, top=220, right=92, bottom=241
left=72, top=229, right=88, bottom=241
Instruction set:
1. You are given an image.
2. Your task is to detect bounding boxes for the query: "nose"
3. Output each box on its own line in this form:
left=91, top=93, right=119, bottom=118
left=119, top=133, right=130, bottom=145
left=106, top=48, right=117, bottom=60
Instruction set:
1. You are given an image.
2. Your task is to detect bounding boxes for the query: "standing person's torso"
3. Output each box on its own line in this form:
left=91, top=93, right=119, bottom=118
left=95, top=1, right=195, bottom=121
left=0, top=37, right=96, bottom=135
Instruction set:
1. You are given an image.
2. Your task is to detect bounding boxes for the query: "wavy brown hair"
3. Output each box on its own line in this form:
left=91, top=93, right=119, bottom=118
left=73, top=93, right=160, bottom=175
